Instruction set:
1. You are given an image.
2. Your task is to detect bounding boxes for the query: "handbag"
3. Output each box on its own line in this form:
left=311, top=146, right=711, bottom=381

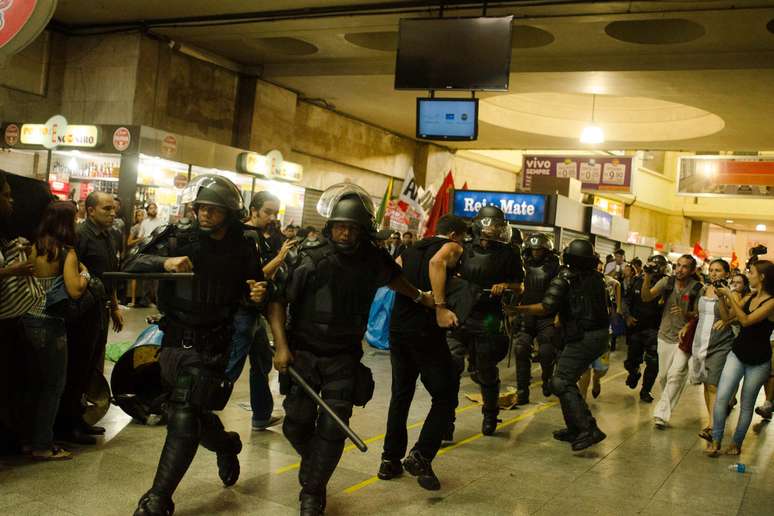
left=0, top=238, right=45, bottom=320
left=678, top=317, right=698, bottom=355
left=45, top=275, right=101, bottom=320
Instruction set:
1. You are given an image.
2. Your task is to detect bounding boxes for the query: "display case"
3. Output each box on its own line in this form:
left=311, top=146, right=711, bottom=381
left=136, top=154, right=189, bottom=225
left=49, top=150, right=121, bottom=200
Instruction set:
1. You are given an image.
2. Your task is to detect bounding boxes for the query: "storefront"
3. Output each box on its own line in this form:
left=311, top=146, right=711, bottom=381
left=0, top=122, right=140, bottom=202
left=0, top=122, right=306, bottom=227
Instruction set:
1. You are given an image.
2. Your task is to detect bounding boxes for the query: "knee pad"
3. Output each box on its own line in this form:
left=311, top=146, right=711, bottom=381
left=475, top=365, right=499, bottom=387
left=166, top=404, right=201, bottom=441
left=549, top=375, right=570, bottom=397
left=317, top=407, right=352, bottom=442
left=514, top=334, right=533, bottom=359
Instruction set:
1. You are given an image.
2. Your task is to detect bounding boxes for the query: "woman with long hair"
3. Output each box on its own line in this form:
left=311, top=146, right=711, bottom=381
left=684, top=259, right=735, bottom=447
left=22, top=201, right=90, bottom=460
left=709, top=261, right=774, bottom=456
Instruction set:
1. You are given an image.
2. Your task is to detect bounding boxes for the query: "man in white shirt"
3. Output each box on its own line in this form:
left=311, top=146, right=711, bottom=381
left=138, top=202, right=165, bottom=238
left=604, top=249, right=627, bottom=280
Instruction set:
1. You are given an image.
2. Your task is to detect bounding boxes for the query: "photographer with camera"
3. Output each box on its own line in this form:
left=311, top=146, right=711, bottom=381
left=623, top=255, right=668, bottom=403
left=682, top=259, right=735, bottom=447
left=641, top=254, right=703, bottom=429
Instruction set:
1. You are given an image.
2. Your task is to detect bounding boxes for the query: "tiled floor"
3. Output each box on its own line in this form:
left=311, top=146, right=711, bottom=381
left=2, top=306, right=772, bottom=515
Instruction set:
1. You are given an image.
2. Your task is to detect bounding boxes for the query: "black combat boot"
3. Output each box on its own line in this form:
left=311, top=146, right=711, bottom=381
left=625, top=370, right=641, bottom=389
left=571, top=426, right=607, bottom=451
left=516, top=388, right=530, bottom=405
left=552, top=427, right=578, bottom=443
left=639, top=390, right=654, bottom=403
left=216, top=432, right=242, bottom=487
left=402, top=449, right=440, bottom=491
left=377, top=457, right=403, bottom=480
left=482, top=411, right=500, bottom=436
left=134, top=492, right=174, bottom=516
left=299, top=492, right=325, bottom=516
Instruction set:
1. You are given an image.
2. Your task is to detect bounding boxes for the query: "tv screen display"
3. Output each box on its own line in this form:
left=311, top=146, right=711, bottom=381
left=395, top=16, right=513, bottom=91
left=416, top=98, right=478, bottom=141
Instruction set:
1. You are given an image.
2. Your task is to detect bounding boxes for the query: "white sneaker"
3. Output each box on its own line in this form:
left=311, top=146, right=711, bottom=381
left=653, top=417, right=667, bottom=430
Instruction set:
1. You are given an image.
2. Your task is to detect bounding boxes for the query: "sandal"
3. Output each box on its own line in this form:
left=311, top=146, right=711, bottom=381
left=31, top=447, right=72, bottom=461
left=725, top=444, right=742, bottom=456
left=703, top=441, right=722, bottom=458
left=698, top=427, right=713, bottom=443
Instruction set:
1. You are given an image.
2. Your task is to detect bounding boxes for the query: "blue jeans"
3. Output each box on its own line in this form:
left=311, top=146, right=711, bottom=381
left=21, top=314, right=68, bottom=450
left=712, top=351, right=771, bottom=445
left=225, top=307, right=274, bottom=424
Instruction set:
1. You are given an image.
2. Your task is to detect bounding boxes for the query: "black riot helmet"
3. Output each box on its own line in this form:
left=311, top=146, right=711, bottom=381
left=181, top=175, right=246, bottom=233
left=525, top=233, right=554, bottom=252
left=318, top=183, right=376, bottom=252
left=472, top=205, right=512, bottom=245
left=562, top=239, right=597, bottom=270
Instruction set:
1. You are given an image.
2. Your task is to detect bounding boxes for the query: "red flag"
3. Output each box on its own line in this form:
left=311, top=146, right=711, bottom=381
left=423, top=171, right=455, bottom=237
left=730, top=251, right=739, bottom=269
left=693, top=241, right=708, bottom=260
left=462, top=182, right=469, bottom=190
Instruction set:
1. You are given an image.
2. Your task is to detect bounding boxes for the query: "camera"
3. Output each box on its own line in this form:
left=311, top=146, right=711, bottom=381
left=750, top=244, right=768, bottom=257
left=711, top=279, right=728, bottom=289
left=643, top=263, right=659, bottom=274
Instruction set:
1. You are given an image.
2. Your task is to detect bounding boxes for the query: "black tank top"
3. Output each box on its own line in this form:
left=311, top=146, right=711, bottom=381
left=391, top=236, right=450, bottom=334
left=732, top=296, right=774, bottom=366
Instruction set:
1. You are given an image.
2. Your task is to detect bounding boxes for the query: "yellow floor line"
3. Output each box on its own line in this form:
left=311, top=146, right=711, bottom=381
left=272, top=365, right=546, bottom=475
left=341, top=371, right=626, bottom=495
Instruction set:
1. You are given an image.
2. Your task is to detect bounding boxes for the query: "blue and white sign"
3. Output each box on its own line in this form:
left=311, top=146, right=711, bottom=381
left=453, top=190, right=547, bottom=224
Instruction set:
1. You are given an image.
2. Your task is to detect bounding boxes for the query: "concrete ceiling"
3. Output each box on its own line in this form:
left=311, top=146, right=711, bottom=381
left=52, top=1, right=774, bottom=151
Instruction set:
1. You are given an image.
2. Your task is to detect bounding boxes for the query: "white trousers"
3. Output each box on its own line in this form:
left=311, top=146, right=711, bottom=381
left=653, top=338, right=690, bottom=422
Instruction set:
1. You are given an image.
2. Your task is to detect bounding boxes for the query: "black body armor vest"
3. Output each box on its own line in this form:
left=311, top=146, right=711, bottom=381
left=554, top=267, right=610, bottom=342
left=460, top=242, right=518, bottom=314
left=522, top=253, right=561, bottom=305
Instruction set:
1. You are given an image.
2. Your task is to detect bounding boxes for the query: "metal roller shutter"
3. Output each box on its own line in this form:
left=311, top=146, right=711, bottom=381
left=560, top=229, right=588, bottom=251
left=594, top=236, right=617, bottom=259
left=301, top=188, right=326, bottom=230
left=634, top=245, right=654, bottom=261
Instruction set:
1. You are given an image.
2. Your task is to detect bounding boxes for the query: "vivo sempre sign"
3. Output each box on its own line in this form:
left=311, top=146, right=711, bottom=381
left=453, top=190, right=547, bottom=224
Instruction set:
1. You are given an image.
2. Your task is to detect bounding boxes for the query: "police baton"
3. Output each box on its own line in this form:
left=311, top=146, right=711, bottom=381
left=104, top=272, right=196, bottom=281
left=285, top=365, right=368, bottom=453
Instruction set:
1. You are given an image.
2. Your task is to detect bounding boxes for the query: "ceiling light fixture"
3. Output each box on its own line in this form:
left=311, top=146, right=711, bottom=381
left=580, top=94, right=605, bottom=144
left=725, top=219, right=734, bottom=224
left=756, top=224, right=767, bottom=232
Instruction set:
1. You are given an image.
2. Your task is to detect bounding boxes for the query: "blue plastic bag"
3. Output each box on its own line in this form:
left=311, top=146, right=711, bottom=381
left=133, top=324, right=165, bottom=347
left=365, top=287, right=395, bottom=350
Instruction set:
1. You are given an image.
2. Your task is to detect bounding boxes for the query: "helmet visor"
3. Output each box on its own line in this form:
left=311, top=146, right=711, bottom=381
left=478, top=218, right=512, bottom=244
left=317, top=183, right=375, bottom=219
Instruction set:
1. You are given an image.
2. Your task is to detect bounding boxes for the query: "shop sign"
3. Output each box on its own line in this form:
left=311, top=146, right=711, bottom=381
left=161, top=135, right=177, bottom=158
left=173, top=173, right=188, bottom=189
left=236, top=151, right=303, bottom=182
left=589, top=208, right=612, bottom=237
left=453, top=190, right=547, bottom=224
left=677, top=155, right=774, bottom=198
left=4, top=123, right=19, bottom=146
left=20, top=121, right=99, bottom=148
left=0, top=0, right=36, bottom=48
left=522, top=155, right=632, bottom=193
left=112, top=127, right=131, bottom=152
left=593, top=196, right=625, bottom=218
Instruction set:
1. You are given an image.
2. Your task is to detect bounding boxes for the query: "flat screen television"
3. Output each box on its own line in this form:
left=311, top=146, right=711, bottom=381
left=394, top=16, right=513, bottom=91
left=416, top=98, right=478, bottom=141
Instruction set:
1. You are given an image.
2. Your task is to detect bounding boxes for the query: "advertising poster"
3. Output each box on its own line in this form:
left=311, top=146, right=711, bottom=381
left=677, top=156, right=774, bottom=198
left=453, top=190, right=547, bottom=225
left=522, top=155, right=633, bottom=193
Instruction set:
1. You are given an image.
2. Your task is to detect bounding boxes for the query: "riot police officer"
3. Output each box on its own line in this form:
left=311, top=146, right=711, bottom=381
left=125, top=175, right=268, bottom=516
left=269, top=183, right=432, bottom=516
left=624, top=254, right=667, bottom=403
left=447, top=205, right=524, bottom=436
left=513, top=233, right=561, bottom=404
left=512, top=239, right=609, bottom=451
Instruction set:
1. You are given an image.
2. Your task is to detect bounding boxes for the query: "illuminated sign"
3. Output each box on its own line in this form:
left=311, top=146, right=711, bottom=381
left=453, top=190, right=547, bottom=224
left=20, top=123, right=100, bottom=148
left=237, top=151, right=303, bottom=182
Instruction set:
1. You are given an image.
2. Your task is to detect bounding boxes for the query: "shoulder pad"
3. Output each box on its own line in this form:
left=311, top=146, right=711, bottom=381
left=300, top=237, right=325, bottom=250
left=557, top=266, right=575, bottom=281
left=130, top=224, right=176, bottom=257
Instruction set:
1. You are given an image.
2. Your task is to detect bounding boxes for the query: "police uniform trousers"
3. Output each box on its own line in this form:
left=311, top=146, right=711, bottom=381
left=514, top=315, right=559, bottom=396
left=624, top=327, right=659, bottom=393
left=383, top=329, right=459, bottom=462
left=144, top=330, right=240, bottom=502
left=282, top=348, right=360, bottom=497
left=448, top=316, right=508, bottom=417
left=550, top=328, right=609, bottom=434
